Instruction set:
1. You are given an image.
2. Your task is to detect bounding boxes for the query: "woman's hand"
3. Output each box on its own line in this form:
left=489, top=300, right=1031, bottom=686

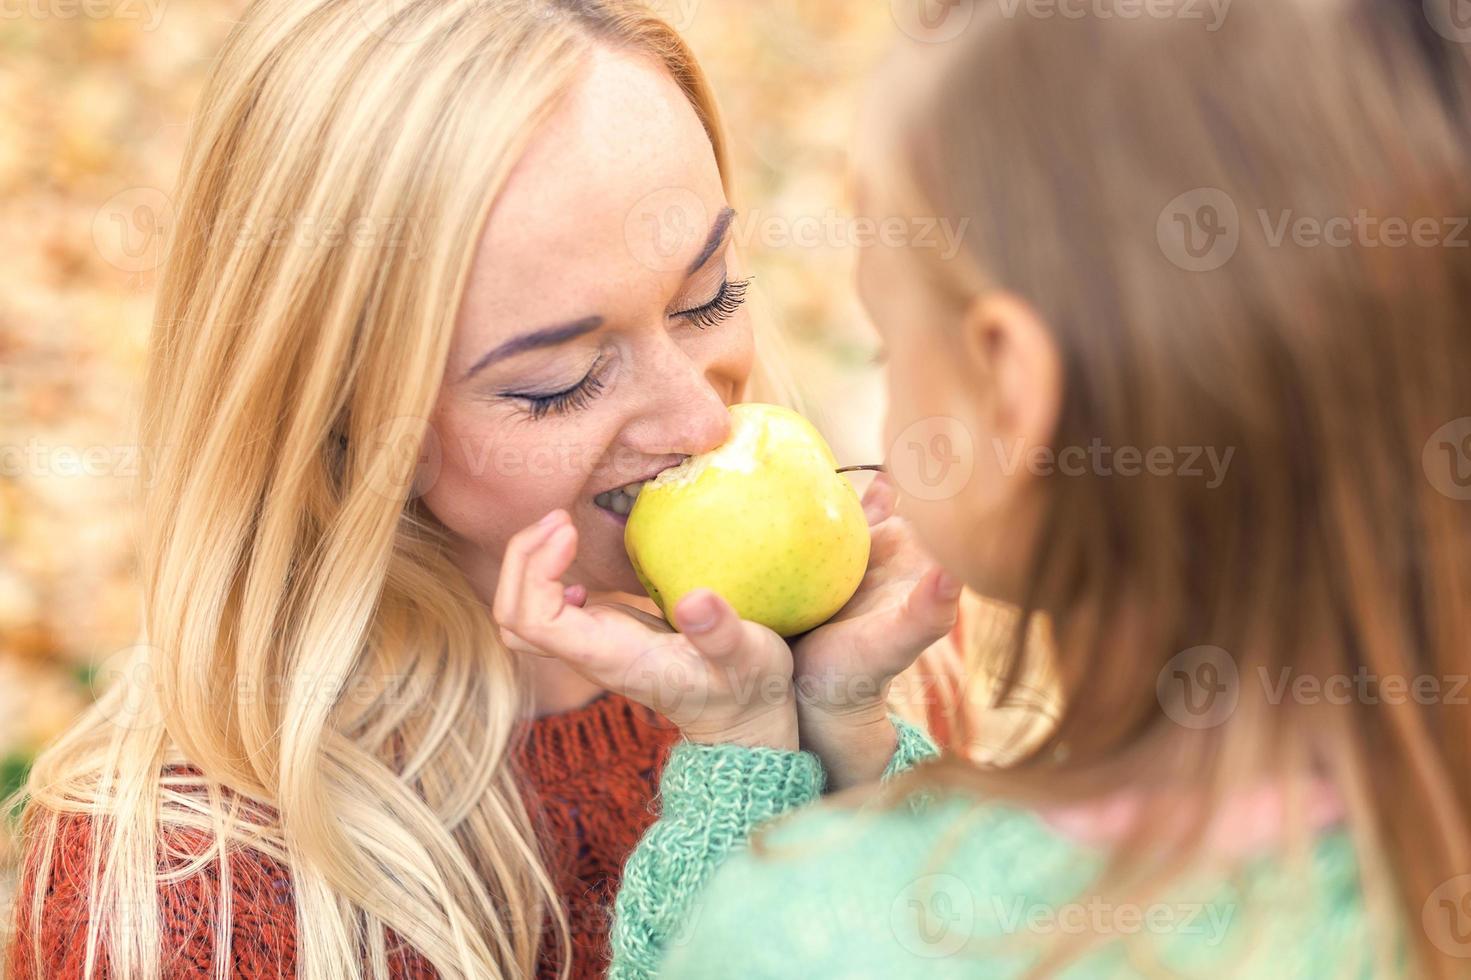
left=494, top=509, right=799, bottom=750
left=790, top=474, right=961, bottom=788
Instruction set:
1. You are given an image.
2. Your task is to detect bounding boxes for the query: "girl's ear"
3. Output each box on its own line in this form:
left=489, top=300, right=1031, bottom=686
left=957, top=290, right=1063, bottom=462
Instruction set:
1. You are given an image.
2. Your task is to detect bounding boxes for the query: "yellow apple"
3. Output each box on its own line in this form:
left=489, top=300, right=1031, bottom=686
left=624, top=403, right=871, bottom=637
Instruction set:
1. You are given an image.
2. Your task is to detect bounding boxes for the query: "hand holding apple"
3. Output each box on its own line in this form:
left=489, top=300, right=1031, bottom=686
left=791, top=473, right=962, bottom=789
left=619, top=402, right=956, bottom=784
left=493, top=509, right=798, bottom=750
left=623, top=403, right=871, bottom=637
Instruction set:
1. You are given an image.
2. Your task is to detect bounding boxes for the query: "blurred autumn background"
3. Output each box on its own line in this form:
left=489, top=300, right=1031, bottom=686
left=0, top=0, right=962, bottom=911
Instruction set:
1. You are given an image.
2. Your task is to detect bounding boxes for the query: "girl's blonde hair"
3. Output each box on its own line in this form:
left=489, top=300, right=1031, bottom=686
left=7, top=1, right=778, bottom=977
left=879, top=0, right=1471, bottom=976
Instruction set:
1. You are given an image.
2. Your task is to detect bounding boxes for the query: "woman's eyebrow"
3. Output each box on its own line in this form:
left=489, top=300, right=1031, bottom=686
left=686, top=206, right=736, bottom=275
left=461, top=315, right=604, bottom=381
left=459, top=207, right=734, bottom=383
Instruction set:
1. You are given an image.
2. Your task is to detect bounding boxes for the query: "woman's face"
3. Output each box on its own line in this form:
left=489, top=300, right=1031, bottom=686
left=423, top=47, right=754, bottom=597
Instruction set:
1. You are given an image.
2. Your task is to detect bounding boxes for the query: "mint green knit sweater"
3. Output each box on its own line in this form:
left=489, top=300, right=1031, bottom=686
left=610, top=718, right=1375, bottom=978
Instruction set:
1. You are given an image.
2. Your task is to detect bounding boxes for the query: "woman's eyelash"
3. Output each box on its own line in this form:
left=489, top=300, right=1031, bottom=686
left=676, top=276, right=752, bottom=329
left=500, top=278, right=751, bottom=421
left=508, top=358, right=608, bottom=421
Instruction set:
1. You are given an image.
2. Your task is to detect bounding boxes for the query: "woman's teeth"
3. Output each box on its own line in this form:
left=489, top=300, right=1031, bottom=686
left=594, top=481, right=644, bottom=516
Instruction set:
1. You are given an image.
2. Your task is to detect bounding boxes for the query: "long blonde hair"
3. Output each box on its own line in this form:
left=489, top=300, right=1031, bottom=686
left=7, top=2, right=757, bottom=977
left=878, top=0, right=1471, bottom=976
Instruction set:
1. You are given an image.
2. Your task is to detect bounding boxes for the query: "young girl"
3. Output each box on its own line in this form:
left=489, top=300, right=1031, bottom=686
left=4, top=1, right=961, bottom=978
left=497, top=0, right=1471, bottom=976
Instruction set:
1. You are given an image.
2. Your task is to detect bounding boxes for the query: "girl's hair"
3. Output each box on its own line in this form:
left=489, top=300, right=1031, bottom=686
left=881, top=0, right=1471, bottom=975
left=7, top=1, right=780, bottom=977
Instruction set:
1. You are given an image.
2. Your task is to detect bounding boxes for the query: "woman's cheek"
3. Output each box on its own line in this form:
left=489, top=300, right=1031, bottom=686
left=708, top=314, right=756, bottom=402
left=420, top=408, right=536, bottom=533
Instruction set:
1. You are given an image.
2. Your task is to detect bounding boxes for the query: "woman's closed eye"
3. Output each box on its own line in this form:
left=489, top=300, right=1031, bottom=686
left=498, top=276, right=751, bottom=421
left=502, top=352, right=611, bottom=421
left=672, top=275, right=751, bottom=329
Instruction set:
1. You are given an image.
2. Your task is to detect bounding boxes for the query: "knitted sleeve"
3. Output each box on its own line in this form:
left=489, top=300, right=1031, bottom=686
left=884, top=713, right=941, bottom=779
left=607, top=716, right=937, bottom=980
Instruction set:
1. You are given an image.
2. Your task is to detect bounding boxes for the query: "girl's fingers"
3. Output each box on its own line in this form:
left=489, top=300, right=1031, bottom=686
left=864, top=514, right=918, bottom=576
left=673, top=589, right=748, bottom=663
left=861, top=472, right=898, bottom=526
left=563, top=584, right=589, bottom=608
left=914, top=565, right=964, bottom=633
left=878, top=566, right=963, bottom=668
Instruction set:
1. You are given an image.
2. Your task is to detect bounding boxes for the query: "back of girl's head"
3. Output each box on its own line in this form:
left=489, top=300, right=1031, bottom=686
left=876, top=1, right=1471, bottom=975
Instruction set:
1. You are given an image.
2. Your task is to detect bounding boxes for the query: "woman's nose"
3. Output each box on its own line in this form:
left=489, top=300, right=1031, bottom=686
left=625, top=349, right=733, bottom=457
left=677, top=387, right=733, bottom=456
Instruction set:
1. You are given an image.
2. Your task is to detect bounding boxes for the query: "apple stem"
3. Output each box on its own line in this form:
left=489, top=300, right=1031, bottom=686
left=835, top=464, right=887, bottom=473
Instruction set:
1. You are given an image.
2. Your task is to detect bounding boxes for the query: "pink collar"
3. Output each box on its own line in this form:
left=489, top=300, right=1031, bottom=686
left=1036, top=779, right=1346, bottom=858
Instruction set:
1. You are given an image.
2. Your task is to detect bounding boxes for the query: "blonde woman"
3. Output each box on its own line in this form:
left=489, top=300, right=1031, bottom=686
left=3, top=1, right=964, bottom=977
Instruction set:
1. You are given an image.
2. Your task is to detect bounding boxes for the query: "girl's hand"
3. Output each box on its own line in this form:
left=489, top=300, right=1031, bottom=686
left=791, top=474, right=961, bottom=788
left=494, top=509, right=799, bottom=750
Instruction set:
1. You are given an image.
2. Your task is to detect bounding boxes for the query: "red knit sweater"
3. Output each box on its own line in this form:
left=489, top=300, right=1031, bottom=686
left=4, top=692, right=679, bottom=979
